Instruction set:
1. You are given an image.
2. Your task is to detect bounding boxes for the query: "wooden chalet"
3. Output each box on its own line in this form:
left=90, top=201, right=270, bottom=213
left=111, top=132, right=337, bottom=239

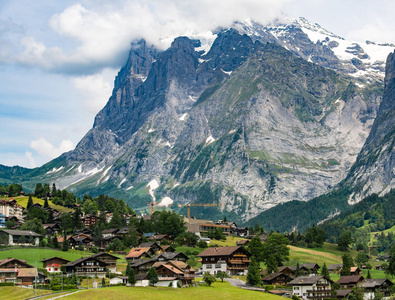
left=64, top=256, right=107, bottom=278
left=358, top=279, right=394, bottom=298
left=129, top=258, right=156, bottom=274
left=125, top=247, right=155, bottom=261
left=139, top=242, right=162, bottom=254
left=261, top=266, right=296, bottom=279
left=301, top=263, right=320, bottom=274
left=40, top=257, right=70, bottom=273
left=236, top=239, right=250, bottom=247
left=0, top=258, right=33, bottom=269
left=328, top=264, right=343, bottom=273
left=289, top=276, right=333, bottom=300
left=155, top=252, right=189, bottom=262
left=90, top=253, right=119, bottom=273
left=198, top=246, right=251, bottom=275
left=15, top=268, right=40, bottom=286
left=350, top=267, right=361, bottom=276
left=154, top=261, right=195, bottom=287
left=147, top=234, right=171, bottom=243
left=160, top=245, right=175, bottom=253
left=68, top=235, right=93, bottom=250
left=102, top=228, right=118, bottom=238
left=335, top=289, right=353, bottom=300
left=42, top=223, right=61, bottom=236
left=82, top=214, right=96, bottom=227
left=261, top=272, right=293, bottom=286
left=0, top=268, right=18, bottom=283
left=336, top=275, right=365, bottom=289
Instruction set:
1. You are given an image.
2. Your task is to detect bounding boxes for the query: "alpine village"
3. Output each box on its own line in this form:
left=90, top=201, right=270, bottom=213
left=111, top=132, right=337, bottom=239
left=2, top=5, right=395, bottom=300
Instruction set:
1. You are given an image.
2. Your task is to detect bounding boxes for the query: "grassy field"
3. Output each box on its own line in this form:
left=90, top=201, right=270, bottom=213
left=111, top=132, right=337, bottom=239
left=12, top=196, right=74, bottom=213
left=61, top=282, right=283, bottom=300
left=0, top=248, right=93, bottom=268
left=209, top=236, right=246, bottom=247
left=0, top=286, right=53, bottom=300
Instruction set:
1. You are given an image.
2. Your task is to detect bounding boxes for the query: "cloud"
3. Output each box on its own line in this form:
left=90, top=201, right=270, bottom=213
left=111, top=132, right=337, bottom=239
left=25, top=151, right=36, bottom=168
left=30, top=138, right=75, bottom=160
left=72, top=68, right=118, bottom=114
left=7, top=0, right=292, bottom=75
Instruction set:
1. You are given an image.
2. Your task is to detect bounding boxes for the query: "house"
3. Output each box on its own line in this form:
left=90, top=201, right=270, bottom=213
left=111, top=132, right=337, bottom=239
left=375, top=265, right=387, bottom=271
left=42, top=224, right=61, bottom=236
left=0, top=258, right=33, bottom=269
left=126, top=247, right=155, bottom=261
left=336, top=275, right=365, bottom=289
left=350, top=267, right=361, bottom=276
left=198, top=246, right=251, bottom=275
left=110, top=276, right=128, bottom=285
left=68, top=236, right=92, bottom=250
left=301, top=263, right=320, bottom=274
left=236, top=239, right=250, bottom=247
left=81, top=214, right=96, bottom=227
left=261, top=272, right=293, bottom=286
left=63, top=256, right=108, bottom=278
left=135, top=273, right=149, bottom=287
left=335, top=289, right=353, bottom=300
left=139, top=242, right=162, bottom=254
left=102, top=228, right=119, bottom=238
left=0, top=199, right=23, bottom=220
left=129, top=258, right=156, bottom=274
left=160, top=245, right=175, bottom=253
left=15, top=268, right=39, bottom=286
left=0, top=268, right=18, bottom=283
left=41, top=257, right=70, bottom=273
left=289, top=265, right=314, bottom=276
left=328, top=264, right=343, bottom=273
left=235, top=227, right=249, bottom=237
left=358, top=278, right=394, bottom=299
left=0, top=230, right=40, bottom=246
left=90, top=253, right=119, bottom=273
left=288, top=276, right=333, bottom=300
left=154, top=261, right=195, bottom=287
left=268, top=290, right=292, bottom=297
left=155, top=252, right=189, bottom=262
left=147, top=234, right=171, bottom=243
left=199, top=223, right=232, bottom=235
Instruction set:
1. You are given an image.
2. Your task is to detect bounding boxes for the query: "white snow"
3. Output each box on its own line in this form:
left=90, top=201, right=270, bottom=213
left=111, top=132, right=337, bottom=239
left=165, top=141, right=172, bottom=148
left=146, top=179, right=160, bottom=202
left=179, top=113, right=188, bottom=121
left=148, top=128, right=155, bottom=133
left=157, top=196, right=174, bottom=207
left=228, top=129, right=237, bottom=134
left=189, top=95, right=196, bottom=102
left=221, top=69, right=232, bottom=75
left=118, top=178, right=126, bottom=188
left=46, top=166, right=64, bottom=174
left=190, top=31, right=217, bottom=55
left=67, top=166, right=105, bottom=187
left=97, top=166, right=111, bottom=185
left=205, top=135, right=216, bottom=145
left=77, top=165, right=82, bottom=173
left=126, top=185, right=134, bottom=191
left=355, top=83, right=365, bottom=88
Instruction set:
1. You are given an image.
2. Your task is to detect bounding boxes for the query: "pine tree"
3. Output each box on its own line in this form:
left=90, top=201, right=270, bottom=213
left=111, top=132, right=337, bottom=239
left=62, top=235, right=69, bottom=252
left=266, top=254, right=279, bottom=274
left=44, top=198, right=49, bottom=208
left=125, top=261, right=131, bottom=276
left=295, top=262, right=301, bottom=277
left=128, top=269, right=136, bottom=285
left=321, top=263, right=330, bottom=278
left=148, top=267, right=158, bottom=286
left=27, top=195, right=33, bottom=210
left=246, top=256, right=261, bottom=286
left=367, top=270, right=372, bottom=279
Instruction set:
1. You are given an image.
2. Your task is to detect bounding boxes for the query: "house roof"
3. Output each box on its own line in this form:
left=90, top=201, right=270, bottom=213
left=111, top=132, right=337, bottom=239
left=40, top=257, right=70, bottom=263
left=336, top=276, right=364, bottom=284
left=64, top=253, right=117, bottom=267
left=289, top=276, right=327, bottom=285
left=301, top=263, right=319, bottom=270
left=135, top=273, right=149, bottom=280
left=161, top=245, right=175, bottom=251
left=17, top=268, right=38, bottom=277
left=198, top=246, right=245, bottom=257
left=328, top=264, right=343, bottom=270
left=0, top=269, right=17, bottom=273
left=0, top=258, right=33, bottom=268
left=129, top=258, right=156, bottom=267
left=155, top=252, right=188, bottom=261
left=336, top=289, right=353, bottom=297
left=262, top=272, right=291, bottom=281
left=157, top=263, right=184, bottom=275
left=90, top=252, right=119, bottom=260
left=139, top=242, right=160, bottom=248
left=0, top=229, right=41, bottom=237
left=359, top=279, right=394, bottom=288
left=102, top=228, right=118, bottom=234
left=126, top=248, right=151, bottom=258
left=350, top=267, right=360, bottom=272
left=236, top=240, right=250, bottom=245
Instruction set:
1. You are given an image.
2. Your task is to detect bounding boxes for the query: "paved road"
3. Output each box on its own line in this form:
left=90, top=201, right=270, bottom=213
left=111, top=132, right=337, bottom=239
left=225, top=278, right=266, bottom=292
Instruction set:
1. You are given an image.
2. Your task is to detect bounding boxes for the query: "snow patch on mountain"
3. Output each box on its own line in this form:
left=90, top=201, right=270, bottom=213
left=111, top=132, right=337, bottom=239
left=147, top=179, right=159, bottom=202
left=158, top=196, right=174, bottom=207
left=46, top=166, right=64, bottom=174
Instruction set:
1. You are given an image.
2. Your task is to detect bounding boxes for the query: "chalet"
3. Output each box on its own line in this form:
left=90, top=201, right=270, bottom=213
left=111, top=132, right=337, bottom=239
left=126, top=247, right=155, bottom=261
left=350, top=267, right=361, bottom=276
left=0, top=258, right=33, bottom=269
left=90, top=253, right=119, bottom=273
left=64, top=256, right=107, bottom=278
left=161, top=245, right=175, bottom=253
left=288, top=276, right=333, bottom=300
left=261, top=266, right=296, bottom=279
left=199, top=223, right=232, bottom=235
left=301, top=263, right=320, bottom=274
left=358, top=278, right=394, bottom=299
left=82, top=214, right=96, bottom=227
left=261, top=272, right=293, bottom=286
left=236, top=239, right=250, bottom=247
left=0, top=268, right=18, bottom=283
left=40, top=257, right=71, bottom=273
left=328, top=264, right=343, bottom=273
left=135, top=273, right=149, bottom=287
left=68, top=236, right=92, bottom=250
left=147, top=234, right=171, bottom=243
left=198, top=246, right=251, bottom=275
left=139, top=242, right=162, bottom=254
left=335, top=289, right=353, bottom=300
left=153, top=260, right=195, bottom=287
left=235, top=227, right=249, bottom=237
left=110, top=276, right=128, bottom=285
left=102, top=228, right=118, bottom=238
left=336, top=275, right=365, bottom=289
left=289, top=265, right=314, bottom=276
left=15, top=268, right=40, bottom=286
left=154, top=252, right=189, bottom=262
left=375, top=265, right=387, bottom=271
left=129, top=258, right=156, bottom=274
left=42, top=223, right=61, bottom=236
left=0, top=230, right=40, bottom=246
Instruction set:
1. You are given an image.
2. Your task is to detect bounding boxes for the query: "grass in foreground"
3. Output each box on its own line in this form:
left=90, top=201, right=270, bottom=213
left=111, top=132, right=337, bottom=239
left=62, top=281, right=282, bottom=300
left=0, top=286, right=52, bottom=300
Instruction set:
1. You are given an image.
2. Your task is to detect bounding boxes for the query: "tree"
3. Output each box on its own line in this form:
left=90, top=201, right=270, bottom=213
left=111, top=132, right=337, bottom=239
left=355, top=252, right=369, bottom=268
left=367, top=270, right=372, bottom=279
left=27, top=195, right=33, bottom=210
left=215, top=271, right=228, bottom=282
left=52, top=236, right=60, bottom=249
left=320, top=263, right=330, bottom=278
left=246, top=256, right=261, bottom=286
left=73, top=207, right=83, bottom=230
left=125, top=261, right=131, bottom=276
left=266, top=254, right=279, bottom=274
left=340, top=253, right=354, bottom=276
left=128, top=269, right=136, bottom=285
left=214, top=227, right=225, bottom=240
left=203, top=271, right=216, bottom=287
left=62, top=236, right=70, bottom=252
left=20, top=218, right=45, bottom=235
left=338, top=230, right=352, bottom=251
left=262, top=232, right=290, bottom=266
left=295, top=262, right=302, bottom=277
left=248, top=236, right=264, bottom=262
left=148, top=267, right=158, bottom=286
left=44, top=198, right=49, bottom=208
left=34, top=183, right=44, bottom=198
left=387, top=245, right=395, bottom=277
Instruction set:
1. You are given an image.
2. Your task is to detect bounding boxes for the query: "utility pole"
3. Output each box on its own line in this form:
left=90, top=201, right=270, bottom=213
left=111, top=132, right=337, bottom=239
left=34, top=261, right=37, bottom=295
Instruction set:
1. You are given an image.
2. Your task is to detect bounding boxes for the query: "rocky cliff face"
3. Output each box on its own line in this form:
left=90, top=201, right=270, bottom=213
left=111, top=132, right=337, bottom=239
left=1, top=18, right=391, bottom=223
left=343, top=51, right=395, bottom=203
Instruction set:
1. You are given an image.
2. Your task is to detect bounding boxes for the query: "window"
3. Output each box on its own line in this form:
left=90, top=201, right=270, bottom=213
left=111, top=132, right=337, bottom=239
left=215, top=264, right=221, bottom=269
left=206, top=264, right=212, bottom=269
left=294, top=287, right=299, bottom=290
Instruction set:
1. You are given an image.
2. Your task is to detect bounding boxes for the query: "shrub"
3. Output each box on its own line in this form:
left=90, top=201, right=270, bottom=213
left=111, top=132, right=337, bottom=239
left=0, top=282, right=14, bottom=286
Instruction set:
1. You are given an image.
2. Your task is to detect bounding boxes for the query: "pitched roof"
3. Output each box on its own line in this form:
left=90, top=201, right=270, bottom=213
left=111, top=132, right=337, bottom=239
left=289, top=276, right=325, bottom=285
left=157, top=263, right=184, bottom=275
left=129, top=258, right=156, bottom=267
left=328, top=264, right=343, bottom=270
left=336, top=276, right=364, bottom=284
left=301, top=263, right=319, bottom=269
left=0, top=258, right=33, bottom=268
left=350, top=267, right=360, bottom=272
left=336, top=289, right=353, bottom=297
left=135, top=273, right=149, bottom=280
left=126, top=248, right=151, bottom=258
left=359, top=279, right=394, bottom=288
left=262, top=272, right=291, bottom=281
left=17, top=268, right=38, bottom=277
left=198, top=246, right=244, bottom=257
left=40, top=257, right=70, bottom=263
left=64, top=253, right=116, bottom=267
left=0, top=229, right=41, bottom=237
left=155, top=252, right=188, bottom=261
left=139, top=242, right=159, bottom=248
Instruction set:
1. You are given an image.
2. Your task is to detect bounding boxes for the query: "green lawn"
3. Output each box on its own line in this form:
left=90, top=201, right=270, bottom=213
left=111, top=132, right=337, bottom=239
left=62, top=282, right=283, bottom=300
left=12, top=196, right=73, bottom=213
left=0, top=286, right=53, bottom=300
left=0, top=248, right=93, bottom=268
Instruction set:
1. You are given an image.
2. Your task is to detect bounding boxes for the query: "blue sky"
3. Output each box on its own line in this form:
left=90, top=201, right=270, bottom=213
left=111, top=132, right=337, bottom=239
left=1, top=0, right=395, bottom=168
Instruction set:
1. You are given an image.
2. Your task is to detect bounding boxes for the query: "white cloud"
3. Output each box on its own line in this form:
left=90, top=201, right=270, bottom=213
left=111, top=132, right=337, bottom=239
left=25, top=151, right=36, bottom=168
left=72, top=68, right=118, bottom=114
left=30, top=138, right=75, bottom=160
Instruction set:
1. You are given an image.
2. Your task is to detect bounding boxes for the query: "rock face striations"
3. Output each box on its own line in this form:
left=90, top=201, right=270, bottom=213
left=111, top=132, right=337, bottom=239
left=1, top=17, right=393, bottom=224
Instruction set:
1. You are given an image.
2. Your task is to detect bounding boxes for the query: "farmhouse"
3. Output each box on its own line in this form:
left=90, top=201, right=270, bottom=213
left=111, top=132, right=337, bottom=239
left=0, top=229, right=40, bottom=246
left=64, top=256, right=107, bottom=278
left=198, top=246, right=251, bottom=275
left=336, top=275, right=364, bottom=289
left=0, top=258, right=33, bottom=269
left=261, top=272, right=293, bottom=286
left=126, top=247, right=155, bottom=261
left=41, top=257, right=71, bottom=273
left=358, top=278, right=394, bottom=299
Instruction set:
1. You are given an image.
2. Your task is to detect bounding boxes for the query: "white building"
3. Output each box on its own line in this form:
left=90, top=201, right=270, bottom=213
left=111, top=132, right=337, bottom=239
left=288, top=275, right=333, bottom=300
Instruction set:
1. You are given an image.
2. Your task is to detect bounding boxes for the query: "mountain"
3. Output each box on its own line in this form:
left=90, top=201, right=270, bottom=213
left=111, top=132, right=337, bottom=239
left=0, top=17, right=393, bottom=224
